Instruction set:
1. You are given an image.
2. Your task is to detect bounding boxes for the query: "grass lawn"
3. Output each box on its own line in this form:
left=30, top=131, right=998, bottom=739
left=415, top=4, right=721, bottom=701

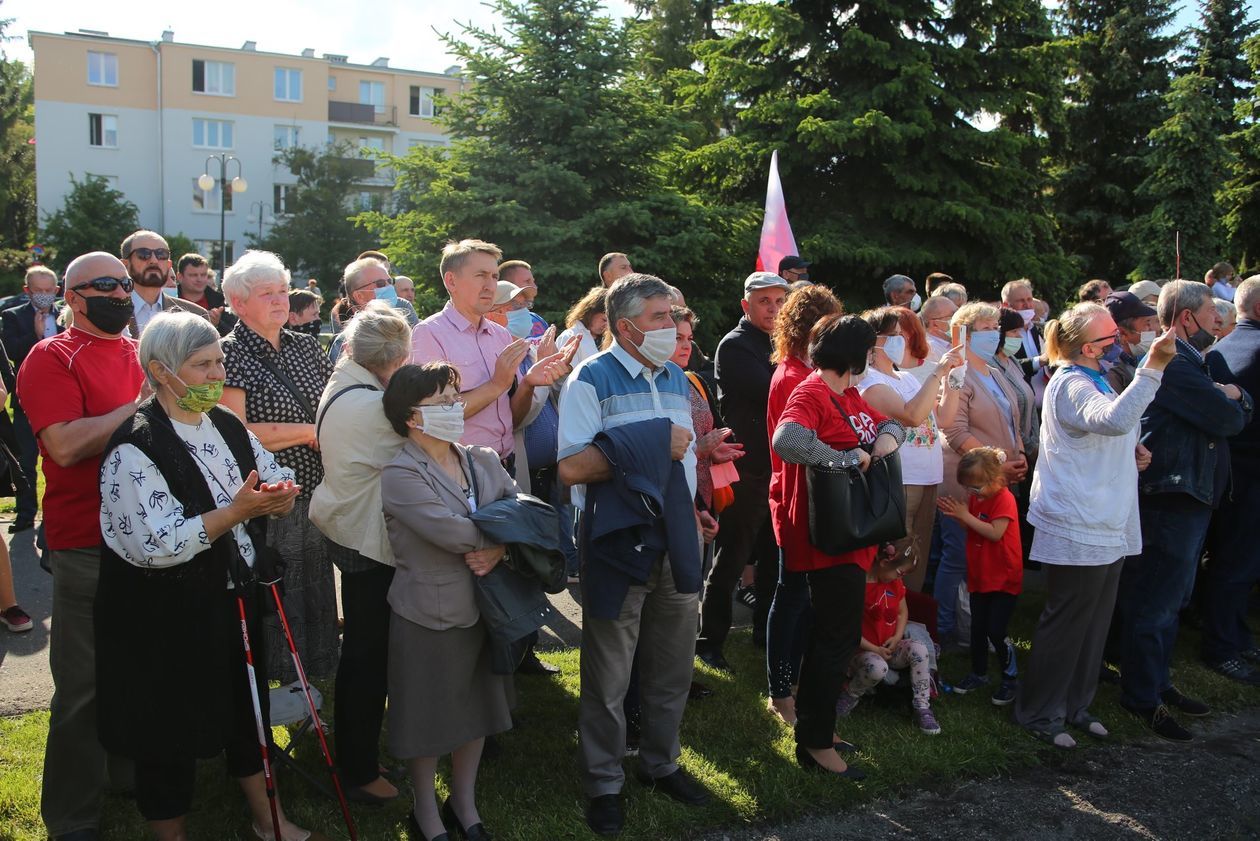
left=2, top=594, right=1257, bottom=841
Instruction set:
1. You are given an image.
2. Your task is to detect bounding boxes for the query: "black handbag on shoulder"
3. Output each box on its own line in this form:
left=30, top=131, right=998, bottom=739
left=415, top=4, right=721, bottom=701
left=806, top=399, right=907, bottom=556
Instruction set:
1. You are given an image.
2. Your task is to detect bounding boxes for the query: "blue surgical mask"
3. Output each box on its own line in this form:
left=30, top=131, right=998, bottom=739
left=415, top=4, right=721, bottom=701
left=374, top=284, right=399, bottom=305
left=506, top=307, right=534, bottom=339
left=1101, top=342, right=1123, bottom=364
left=161, top=286, right=177, bottom=298
left=970, top=329, right=1001, bottom=361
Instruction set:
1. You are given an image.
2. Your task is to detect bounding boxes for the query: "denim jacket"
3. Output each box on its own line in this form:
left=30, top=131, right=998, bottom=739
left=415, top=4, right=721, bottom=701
left=1139, top=340, right=1253, bottom=505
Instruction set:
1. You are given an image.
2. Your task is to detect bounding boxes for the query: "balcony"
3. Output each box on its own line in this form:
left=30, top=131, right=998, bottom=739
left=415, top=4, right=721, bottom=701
left=327, top=101, right=397, bottom=127
left=330, top=157, right=377, bottom=180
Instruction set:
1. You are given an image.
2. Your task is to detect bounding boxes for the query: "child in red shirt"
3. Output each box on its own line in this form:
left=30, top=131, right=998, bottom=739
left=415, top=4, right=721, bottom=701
left=834, top=551, right=941, bottom=736
left=938, top=446, right=1023, bottom=705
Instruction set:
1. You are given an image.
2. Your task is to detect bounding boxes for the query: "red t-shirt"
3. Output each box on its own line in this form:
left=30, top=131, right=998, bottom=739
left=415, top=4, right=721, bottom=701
left=771, top=371, right=888, bottom=572
left=862, top=577, right=906, bottom=646
left=17, top=328, right=144, bottom=551
left=965, top=487, right=1023, bottom=595
left=767, top=356, right=812, bottom=507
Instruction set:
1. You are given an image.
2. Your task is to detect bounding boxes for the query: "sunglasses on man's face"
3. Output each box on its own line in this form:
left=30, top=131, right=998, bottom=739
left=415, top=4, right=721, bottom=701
left=128, top=247, right=170, bottom=262
left=71, top=276, right=134, bottom=294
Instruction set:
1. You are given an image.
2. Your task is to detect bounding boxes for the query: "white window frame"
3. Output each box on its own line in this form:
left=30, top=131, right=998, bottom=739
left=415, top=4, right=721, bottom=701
left=359, top=81, right=385, bottom=113
left=274, top=67, right=303, bottom=102
left=192, top=118, right=234, bottom=150
left=88, top=113, right=118, bottom=148
left=358, top=136, right=385, bottom=152
left=193, top=59, right=236, bottom=96
left=409, top=85, right=443, bottom=118
left=273, top=184, right=295, bottom=215
left=273, top=125, right=301, bottom=151
left=192, top=178, right=235, bottom=213
left=87, top=51, right=118, bottom=87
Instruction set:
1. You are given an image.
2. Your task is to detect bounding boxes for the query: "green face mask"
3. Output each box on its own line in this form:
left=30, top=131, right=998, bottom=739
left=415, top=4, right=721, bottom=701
left=167, top=369, right=224, bottom=414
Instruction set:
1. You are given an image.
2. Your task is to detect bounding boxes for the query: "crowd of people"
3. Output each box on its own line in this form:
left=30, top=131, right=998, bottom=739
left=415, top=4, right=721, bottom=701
left=2, top=231, right=1257, bottom=841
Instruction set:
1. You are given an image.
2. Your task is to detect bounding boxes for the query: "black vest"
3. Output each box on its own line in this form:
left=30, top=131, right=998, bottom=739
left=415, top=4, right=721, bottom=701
left=95, top=399, right=266, bottom=762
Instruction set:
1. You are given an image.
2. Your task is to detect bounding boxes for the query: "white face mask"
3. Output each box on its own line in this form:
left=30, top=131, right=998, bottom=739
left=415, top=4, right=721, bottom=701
left=626, top=321, right=678, bottom=368
left=416, top=403, right=464, bottom=443
left=1132, top=330, right=1157, bottom=357
left=878, top=335, right=907, bottom=368
left=1017, top=309, right=1035, bottom=326
left=908, top=293, right=922, bottom=313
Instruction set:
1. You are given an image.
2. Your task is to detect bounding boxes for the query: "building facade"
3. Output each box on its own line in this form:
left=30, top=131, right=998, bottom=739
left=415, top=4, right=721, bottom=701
left=31, top=29, right=461, bottom=272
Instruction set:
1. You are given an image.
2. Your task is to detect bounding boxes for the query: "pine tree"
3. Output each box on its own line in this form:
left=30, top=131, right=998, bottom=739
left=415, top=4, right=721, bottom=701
left=1125, top=74, right=1229, bottom=280
left=40, top=175, right=140, bottom=268
left=1049, top=0, right=1179, bottom=282
left=0, top=14, right=35, bottom=264
left=1220, top=35, right=1260, bottom=271
left=1189, top=0, right=1258, bottom=134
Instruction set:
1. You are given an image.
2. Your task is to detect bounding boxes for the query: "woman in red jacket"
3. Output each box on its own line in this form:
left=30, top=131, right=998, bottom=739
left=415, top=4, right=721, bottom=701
left=770, top=314, right=905, bottom=777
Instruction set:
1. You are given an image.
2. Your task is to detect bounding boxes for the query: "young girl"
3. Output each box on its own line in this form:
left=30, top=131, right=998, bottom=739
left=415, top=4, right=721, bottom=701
left=938, top=446, right=1023, bottom=705
left=834, top=551, right=941, bottom=735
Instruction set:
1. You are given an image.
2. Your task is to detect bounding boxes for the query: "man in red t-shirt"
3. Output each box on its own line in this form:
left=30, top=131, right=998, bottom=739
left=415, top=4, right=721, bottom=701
left=19, top=251, right=146, bottom=840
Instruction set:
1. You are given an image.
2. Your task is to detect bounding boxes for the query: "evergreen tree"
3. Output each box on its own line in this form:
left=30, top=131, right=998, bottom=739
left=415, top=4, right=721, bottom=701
left=358, top=0, right=753, bottom=339
left=40, top=175, right=139, bottom=269
left=1189, top=0, right=1258, bottom=134
left=1049, top=0, right=1179, bottom=282
left=1221, top=35, right=1260, bottom=271
left=0, top=12, right=35, bottom=262
left=1125, top=74, right=1229, bottom=280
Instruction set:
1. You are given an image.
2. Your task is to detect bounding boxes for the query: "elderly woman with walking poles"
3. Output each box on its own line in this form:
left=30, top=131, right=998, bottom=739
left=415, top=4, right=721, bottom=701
left=95, top=311, right=329, bottom=841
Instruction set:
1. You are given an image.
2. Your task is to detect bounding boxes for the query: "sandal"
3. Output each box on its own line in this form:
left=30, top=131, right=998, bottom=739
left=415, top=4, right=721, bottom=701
left=1027, top=727, right=1076, bottom=749
left=1068, top=714, right=1109, bottom=740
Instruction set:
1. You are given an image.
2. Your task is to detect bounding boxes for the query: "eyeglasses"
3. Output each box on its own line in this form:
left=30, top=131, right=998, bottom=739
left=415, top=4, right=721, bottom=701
left=355, top=278, right=390, bottom=293
left=127, top=247, right=170, bottom=262
left=1084, top=332, right=1119, bottom=345
left=70, top=276, right=134, bottom=294
left=416, top=397, right=466, bottom=410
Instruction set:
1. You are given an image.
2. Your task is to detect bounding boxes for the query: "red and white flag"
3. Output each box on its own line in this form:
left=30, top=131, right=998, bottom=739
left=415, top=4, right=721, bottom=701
left=756, top=150, right=799, bottom=274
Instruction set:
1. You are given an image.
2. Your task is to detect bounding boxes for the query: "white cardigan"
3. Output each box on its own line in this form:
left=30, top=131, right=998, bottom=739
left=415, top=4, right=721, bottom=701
left=1027, top=366, right=1162, bottom=564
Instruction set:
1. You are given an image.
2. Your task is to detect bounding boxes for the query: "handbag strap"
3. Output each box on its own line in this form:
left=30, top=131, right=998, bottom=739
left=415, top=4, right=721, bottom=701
left=253, top=350, right=317, bottom=423
left=315, top=383, right=378, bottom=440
left=465, top=447, right=481, bottom=508
left=828, top=393, right=867, bottom=448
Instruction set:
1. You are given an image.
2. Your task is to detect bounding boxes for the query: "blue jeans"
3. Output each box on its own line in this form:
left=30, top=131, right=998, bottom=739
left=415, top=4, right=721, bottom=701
left=1120, top=495, right=1213, bottom=710
left=934, top=516, right=967, bottom=639
left=1201, top=471, right=1260, bottom=664
left=765, top=552, right=811, bottom=698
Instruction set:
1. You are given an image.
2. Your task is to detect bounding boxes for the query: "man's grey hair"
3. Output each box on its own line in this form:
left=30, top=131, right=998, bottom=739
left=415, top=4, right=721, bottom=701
left=919, top=294, right=955, bottom=327
left=340, top=300, right=412, bottom=374
left=343, top=257, right=386, bottom=295
left=120, top=229, right=168, bottom=259
left=1235, top=276, right=1260, bottom=318
left=139, top=312, right=221, bottom=389
left=221, top=250, right=291, bottom=304
left=1156, top=279, right=1213, bottom=329
left=606, top=273, right=672, bottom=334
left=393, top=275, right=414, bottom=289
left=1000, top=278, right=1032, bottom=305
left=933, top=282, right=967, bottom=305
left=882, top=274, right=914, bottom=301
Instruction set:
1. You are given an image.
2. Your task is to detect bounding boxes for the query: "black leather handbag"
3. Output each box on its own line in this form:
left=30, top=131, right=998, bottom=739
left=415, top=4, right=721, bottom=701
left=806, top=400, right=907, bottom=556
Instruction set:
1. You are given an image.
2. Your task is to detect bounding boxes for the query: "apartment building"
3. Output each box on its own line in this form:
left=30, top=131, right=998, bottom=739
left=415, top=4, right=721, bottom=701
left=30, top=29, right=462, bottom=269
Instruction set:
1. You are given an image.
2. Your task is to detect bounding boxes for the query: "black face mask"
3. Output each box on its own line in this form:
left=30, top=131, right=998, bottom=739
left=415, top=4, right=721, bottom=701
left=290, top=318, right=322, bottom=338
left=1185, top=312, right=1215, bottom=352
left=83, top=295, right=135, bottom=335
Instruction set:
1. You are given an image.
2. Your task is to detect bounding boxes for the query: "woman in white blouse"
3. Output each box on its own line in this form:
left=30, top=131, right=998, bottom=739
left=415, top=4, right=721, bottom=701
left=95, top=312, right=328, bottom=841
left=558, top=285, right=608, bottom=365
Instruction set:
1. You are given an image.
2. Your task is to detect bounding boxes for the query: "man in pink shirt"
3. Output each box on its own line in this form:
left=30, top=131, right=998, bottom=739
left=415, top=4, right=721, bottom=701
left=410, top=239, right=569, bottom=475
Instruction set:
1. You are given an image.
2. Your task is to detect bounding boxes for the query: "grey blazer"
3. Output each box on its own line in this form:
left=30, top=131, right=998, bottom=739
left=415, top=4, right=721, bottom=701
left=381, top=440, right=520, bottom=630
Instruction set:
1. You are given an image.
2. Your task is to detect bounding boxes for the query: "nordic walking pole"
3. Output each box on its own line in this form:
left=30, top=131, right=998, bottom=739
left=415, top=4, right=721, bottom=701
left=237, top=593, right=283, bottom=841
left=267, top=581, right=358, bottom=841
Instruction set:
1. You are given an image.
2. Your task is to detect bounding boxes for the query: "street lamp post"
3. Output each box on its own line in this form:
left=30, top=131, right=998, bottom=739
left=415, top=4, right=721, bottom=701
left=248, top=201, right=275, bottom=241
left=198, top=155, right=247, bottom=274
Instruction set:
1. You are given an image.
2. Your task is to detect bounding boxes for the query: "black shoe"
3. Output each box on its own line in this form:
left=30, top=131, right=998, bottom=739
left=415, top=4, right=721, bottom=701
left=634, top=767, right=711, bottom=805
left=1240, top=646, right=1260, bottom=666
left=696, top=648, right=733, bottom=673
left=516, top=650, right=560, bottom=675
left=344, top=780, right=400, bottom=805
left=442, top=799, right=491, bottom=841
left=407, top=809, right=451, bottom=841
left=1160, top=686, right=1210, bottom=717
left=735, top=584, right=757, bottom=609
left=1207, top=659, right=1260, bottom=686
left=794, top=744, right=866, bottom=779
left=1125, top=703, right=1193, bottom=742
left=688, top=680, right=714, bottom=700
left=834, top=739, right=860, bottom=754
left=586, top=794, right=624, bottom=836
left=8, top=518, right=33, bottom=534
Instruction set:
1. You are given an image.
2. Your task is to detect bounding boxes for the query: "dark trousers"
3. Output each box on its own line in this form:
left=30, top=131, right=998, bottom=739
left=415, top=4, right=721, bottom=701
left=1201, top=470, right=1260, bottom=665
left=1120, top=494, right=1213, bottom=710
left=12, top=402, right=37, bottom=521
left=333, top=562, right=395, bottom=787
left=794, top=563, right=865, bottom=750
left=699, top=472, right=773, bottom=653
left=970, top=591, right=1018, bottom=678
left=765, top=552, right=811, bottom=699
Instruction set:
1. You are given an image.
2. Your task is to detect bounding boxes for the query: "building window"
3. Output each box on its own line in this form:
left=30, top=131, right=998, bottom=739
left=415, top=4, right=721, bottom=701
left=274, top=125, right=301, bottom=151
left=193, top=178, right=234, bottom=212
left=328, top=76, right=337, bottom=91
left=88, top=114, right=118, bottom=148
left=193, top=118, right=234, bottom=149
left=358, top=136, right=385, bottom=153
left=359, top=81, right=385, bottom=113
left=408, top=138, right=446, bottom=149
left=87, top=51, right=118, bottom=87
left=85, top=173, right=119, bottom=187
left=409, top=86, right=444, bottom=118
left=274, top=68, right=302, bottom=102
left=192, top=60, right=235, bottom=96
left=274, top=184, right=295, bottom=214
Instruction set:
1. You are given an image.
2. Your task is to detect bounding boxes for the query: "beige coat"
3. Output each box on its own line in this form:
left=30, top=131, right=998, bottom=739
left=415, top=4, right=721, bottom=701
left=381, top=441, right=520, bottom=630
left=938, top=364, right=1024, bottom=503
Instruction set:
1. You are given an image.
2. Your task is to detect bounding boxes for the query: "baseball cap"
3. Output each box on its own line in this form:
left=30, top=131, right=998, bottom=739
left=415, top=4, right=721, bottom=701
left=1104, top=291, right=1156, bottom=323
left=1126, top=280, right=1161, bottom=302
left=744, top=272, right=790, bottom=294
left=778, top=255, right=810, bottom=274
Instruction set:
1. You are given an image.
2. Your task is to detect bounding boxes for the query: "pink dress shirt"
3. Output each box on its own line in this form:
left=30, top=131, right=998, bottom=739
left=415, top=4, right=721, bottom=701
left=410, top=301, right=515, bottom=457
